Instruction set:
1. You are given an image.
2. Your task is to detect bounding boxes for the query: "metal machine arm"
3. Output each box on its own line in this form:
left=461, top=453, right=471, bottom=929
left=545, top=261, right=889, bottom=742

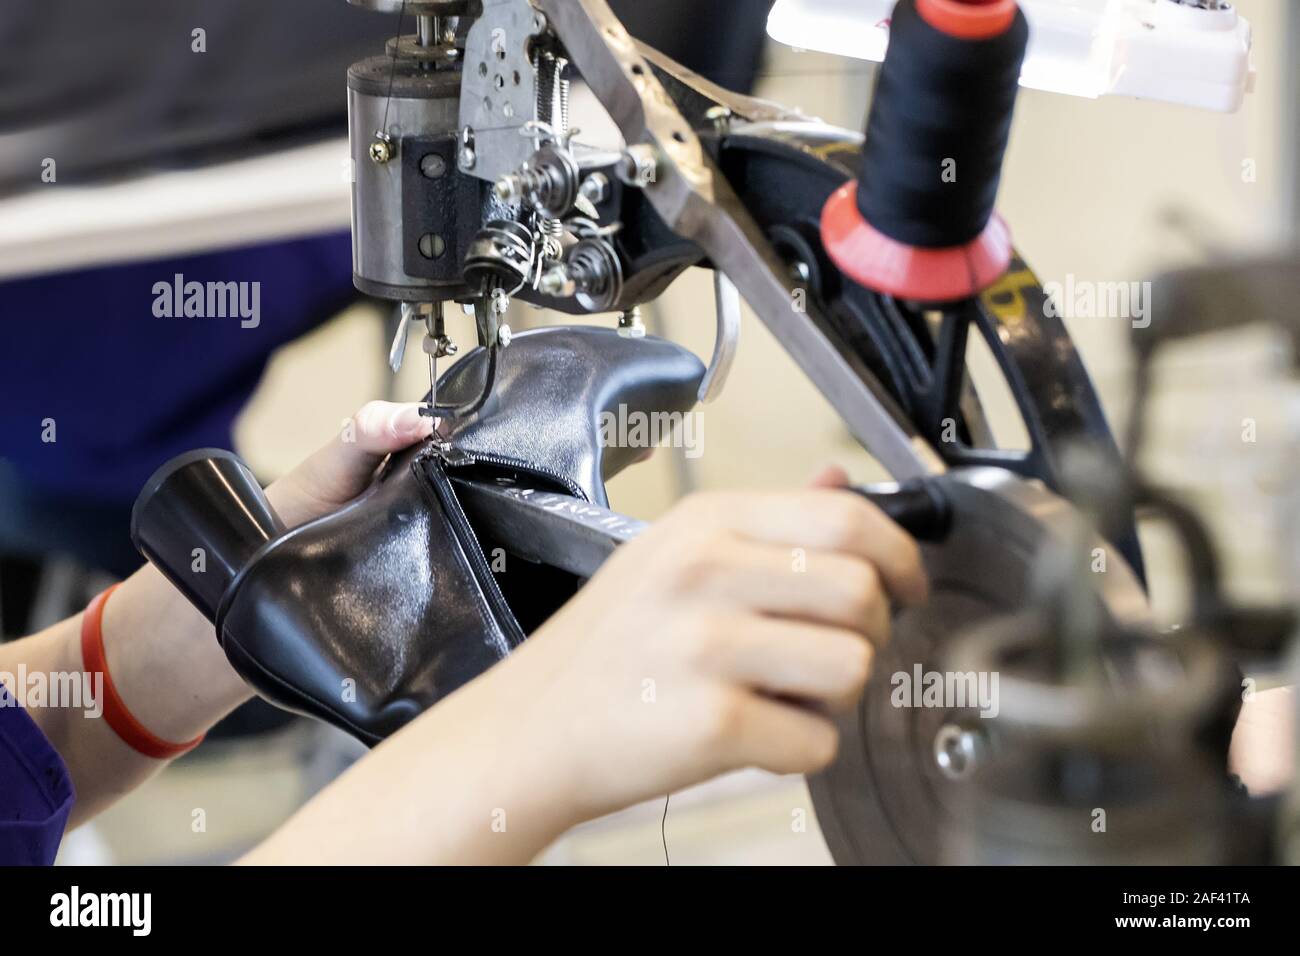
left=533, top=0, right=941, bottom=479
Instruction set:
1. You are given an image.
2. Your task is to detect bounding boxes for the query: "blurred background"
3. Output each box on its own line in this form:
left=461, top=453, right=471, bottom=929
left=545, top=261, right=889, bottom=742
left=0, top=0, right=1295, bottom=863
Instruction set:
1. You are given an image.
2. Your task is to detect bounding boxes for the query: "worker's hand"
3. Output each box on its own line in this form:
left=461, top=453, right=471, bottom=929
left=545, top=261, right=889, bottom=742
left=448, top=482, right=929, bottom=831
left=247, top=474, right=930, bottom=864
left=264, top=401, right=433, bottom=528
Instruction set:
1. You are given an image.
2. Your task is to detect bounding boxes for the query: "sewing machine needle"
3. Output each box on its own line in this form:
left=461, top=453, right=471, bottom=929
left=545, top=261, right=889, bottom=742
left=424, top=301, right=443, bottom=422
left=428, top=349, right=437, bottom=418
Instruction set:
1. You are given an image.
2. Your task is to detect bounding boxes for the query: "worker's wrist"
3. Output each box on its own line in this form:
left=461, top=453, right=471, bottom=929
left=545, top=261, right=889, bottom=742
left=98, top=568, right=252, bottom=746
left=476, top=722, right=589, bottom=862
left=410, top=672, right=590, bottom=863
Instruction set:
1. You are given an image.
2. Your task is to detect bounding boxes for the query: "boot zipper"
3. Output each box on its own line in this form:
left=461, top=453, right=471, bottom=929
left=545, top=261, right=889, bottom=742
left=416, top=452, right=527, bottom=649
left=420, top=440, right=589, bottom=502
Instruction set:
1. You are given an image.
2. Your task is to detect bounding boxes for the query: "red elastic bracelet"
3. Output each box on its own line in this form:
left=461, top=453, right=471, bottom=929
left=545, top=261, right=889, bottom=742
left=81, top=584, right=205, bottom=760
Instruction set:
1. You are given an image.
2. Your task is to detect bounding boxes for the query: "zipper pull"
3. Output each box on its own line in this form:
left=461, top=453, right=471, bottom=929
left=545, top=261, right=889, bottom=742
left=428, top=440, right=474, bottom=468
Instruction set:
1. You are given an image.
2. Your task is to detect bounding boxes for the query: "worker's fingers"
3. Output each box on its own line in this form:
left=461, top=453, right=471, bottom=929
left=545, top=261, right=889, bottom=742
left=808, top=464, right=850, bottom=489
left=1229, top=686, right=1295, bottom=795
left=722, top=692, right=842, bottom=776
left=676, top=540, right=892, bottom=645
left=697, top=616, right=874, bottom=712
left=802, top=468, right=923, bottom=610
left=348, top=400, right=437, bottom=456
left=270, top=401, right=433, bottom=524
left=672, top=490, right=929, bottom=607
left=306, top=400, right=433, bottom=496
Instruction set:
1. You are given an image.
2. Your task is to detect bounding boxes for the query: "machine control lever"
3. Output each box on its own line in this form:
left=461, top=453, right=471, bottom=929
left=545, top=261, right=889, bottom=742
left=852, top=480, right=952, bottom=543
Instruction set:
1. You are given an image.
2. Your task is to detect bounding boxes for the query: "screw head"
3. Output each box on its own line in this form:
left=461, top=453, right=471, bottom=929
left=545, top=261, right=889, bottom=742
left=369, top=139, right=393, bottom=164
left=417, top=233, right=446, bottom=260
left=619, top=145, right=657, bottom=189
left=494, top=175, right=521, bottom=202
left=933, top=724, right=987, bottom=781
left=539, top=267, right=573, bottom=297
left=420, top=153, right=447, bottom=179
left=579, top=172, right=610, bottom=206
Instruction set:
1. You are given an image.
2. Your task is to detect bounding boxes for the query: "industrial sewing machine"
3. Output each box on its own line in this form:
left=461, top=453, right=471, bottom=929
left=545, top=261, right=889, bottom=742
left=132, top=0, right=1298, bottom=864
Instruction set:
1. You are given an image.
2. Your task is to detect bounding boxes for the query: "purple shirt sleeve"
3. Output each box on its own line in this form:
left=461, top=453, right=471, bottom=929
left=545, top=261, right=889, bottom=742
left=0, top=683, right=74, bottom=865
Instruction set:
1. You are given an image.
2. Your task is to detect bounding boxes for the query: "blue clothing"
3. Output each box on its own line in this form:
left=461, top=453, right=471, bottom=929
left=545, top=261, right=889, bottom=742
left=0, top=683, right=74, bottom=865
left=0, top=231, right=360, bottom=576
left=0, top=231, right=357, bottom=506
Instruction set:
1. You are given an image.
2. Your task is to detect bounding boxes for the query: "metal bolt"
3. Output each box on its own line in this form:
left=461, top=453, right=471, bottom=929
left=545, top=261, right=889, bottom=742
left=933, top=724, right=987, bottom=781
left=539, top=266, right=575, bottom=298
left=617, top=307, right=646, bottom=339
left=494, top=174, right=524, bottom=203
left=578, top=172, right=610, bottom=206
left=705, top=105, right=733, bottom=134
left=369, top=138, right=393, bottom=164
left=459, top=128, right=477, bottom=170
left=498, top=324, right=513, bottom=347
left=423, top=334, right=458, bottom=359
left=490, top=287, right=511, bottom=315
left=618, top=144, right=657, bottom=189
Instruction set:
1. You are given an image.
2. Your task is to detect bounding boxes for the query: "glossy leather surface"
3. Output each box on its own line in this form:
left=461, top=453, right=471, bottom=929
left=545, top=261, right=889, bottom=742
left=216, top=326, right=703, bottom=744
left=438, top=326, right=705, bottom=505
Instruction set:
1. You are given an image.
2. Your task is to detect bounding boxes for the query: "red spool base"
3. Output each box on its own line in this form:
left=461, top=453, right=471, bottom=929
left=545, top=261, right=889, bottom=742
left=820, top=181, right=1013, bottom=303
left=916, top=0, right=1018, bottom=40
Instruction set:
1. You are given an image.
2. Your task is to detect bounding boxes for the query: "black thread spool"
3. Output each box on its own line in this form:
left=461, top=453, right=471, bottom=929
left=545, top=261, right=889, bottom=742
left=821, top=0, right=1029, bottom=302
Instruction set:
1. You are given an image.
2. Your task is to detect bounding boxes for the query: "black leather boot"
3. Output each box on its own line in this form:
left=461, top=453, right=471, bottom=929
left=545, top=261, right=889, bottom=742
left=132, top=326, right=703, bottom=745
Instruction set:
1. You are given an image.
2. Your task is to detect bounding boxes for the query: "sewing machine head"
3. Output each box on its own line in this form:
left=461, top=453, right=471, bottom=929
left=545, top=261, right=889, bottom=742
left=347, top=0, right=716, bottom=421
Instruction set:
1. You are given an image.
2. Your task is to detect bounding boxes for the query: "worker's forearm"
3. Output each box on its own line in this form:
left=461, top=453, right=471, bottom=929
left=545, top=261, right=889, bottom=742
left=240, top=664, right=583, bottom=865
left=0, top=563, right=251, bottom=825
left=0, top=480, right=332, bottom=826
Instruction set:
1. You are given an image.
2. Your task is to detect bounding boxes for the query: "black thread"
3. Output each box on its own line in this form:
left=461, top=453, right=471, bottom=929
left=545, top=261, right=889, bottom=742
left=380, top=0, right=409, bottom=136
left=661, top=794, right=671, bottom=865
left=856, top=0, right=1028, bottom=248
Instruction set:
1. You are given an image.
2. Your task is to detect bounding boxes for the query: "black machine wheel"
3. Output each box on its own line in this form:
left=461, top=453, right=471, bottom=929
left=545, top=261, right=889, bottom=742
left=716, top=123, right=1140, bottom=573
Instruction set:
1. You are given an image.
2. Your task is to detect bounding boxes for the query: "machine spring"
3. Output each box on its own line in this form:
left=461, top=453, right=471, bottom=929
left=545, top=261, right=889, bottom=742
left=533, top=50, right=570, bottom=138
left=463, top=219, right=539, bottom=296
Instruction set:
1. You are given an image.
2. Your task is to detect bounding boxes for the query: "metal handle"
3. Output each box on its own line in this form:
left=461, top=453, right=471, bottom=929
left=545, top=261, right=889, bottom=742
left=853, top=480, right=952, bottom=542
